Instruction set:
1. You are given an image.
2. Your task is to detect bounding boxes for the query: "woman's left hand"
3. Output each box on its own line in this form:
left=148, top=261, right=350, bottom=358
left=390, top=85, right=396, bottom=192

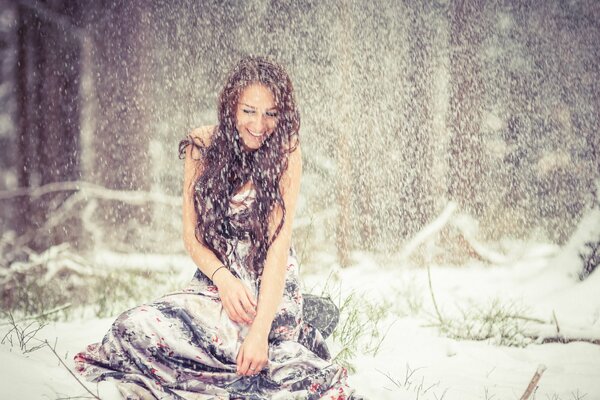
left=236, top=328, right=269, bottom=376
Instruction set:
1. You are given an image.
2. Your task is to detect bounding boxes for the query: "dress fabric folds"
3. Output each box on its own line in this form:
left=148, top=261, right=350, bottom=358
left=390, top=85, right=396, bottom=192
left=74, top=188, right=355, bottom=399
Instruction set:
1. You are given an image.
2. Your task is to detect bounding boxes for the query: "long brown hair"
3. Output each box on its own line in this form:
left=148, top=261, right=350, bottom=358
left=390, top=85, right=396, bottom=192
left=179, top=56, right=300, bottom=276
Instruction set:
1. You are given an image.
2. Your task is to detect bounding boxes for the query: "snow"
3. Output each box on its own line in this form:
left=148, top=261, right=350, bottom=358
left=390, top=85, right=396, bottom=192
left=2, top=239, right=600, bottom=400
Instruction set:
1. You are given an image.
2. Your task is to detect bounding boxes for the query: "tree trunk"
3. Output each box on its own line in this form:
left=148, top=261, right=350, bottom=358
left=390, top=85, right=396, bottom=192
left=14, top=1, right=83, bottom=250
left=86, top=2, right=153, bottom=249
left=15, top=5, right=33, bottom=234
left=447, top=0, right=484, bottom=215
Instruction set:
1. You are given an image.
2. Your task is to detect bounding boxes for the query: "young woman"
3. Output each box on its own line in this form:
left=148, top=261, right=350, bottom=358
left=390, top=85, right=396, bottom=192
left=75, top=56, right=357, bottom=399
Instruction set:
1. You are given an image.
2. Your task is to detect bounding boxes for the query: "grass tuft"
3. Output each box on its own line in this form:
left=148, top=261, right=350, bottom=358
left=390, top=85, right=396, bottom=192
left=310, top=273, right=395, bottom=373
left=432, top=297, right=534, bottom=347
left=0, top=311, right=47, bottom=354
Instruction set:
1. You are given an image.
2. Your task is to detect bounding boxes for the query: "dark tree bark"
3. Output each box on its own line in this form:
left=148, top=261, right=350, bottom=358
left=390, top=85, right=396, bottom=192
left=15, top=5, right=33, bottom=233
left=14, top=1, right=83, bottom=248
left=38, top=11, right=81, bottom=186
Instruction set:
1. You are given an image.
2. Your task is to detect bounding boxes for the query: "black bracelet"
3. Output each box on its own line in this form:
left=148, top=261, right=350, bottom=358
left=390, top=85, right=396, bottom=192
left=211, top=265, right=227, bottom=281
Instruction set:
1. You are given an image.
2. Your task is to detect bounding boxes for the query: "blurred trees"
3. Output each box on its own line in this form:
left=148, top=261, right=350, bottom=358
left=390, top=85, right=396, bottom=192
left=0, top=0, right=598, bottom=266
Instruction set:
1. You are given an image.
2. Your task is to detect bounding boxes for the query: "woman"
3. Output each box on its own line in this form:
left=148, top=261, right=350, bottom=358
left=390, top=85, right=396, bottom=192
left=75, top=56, right=356, bottom=399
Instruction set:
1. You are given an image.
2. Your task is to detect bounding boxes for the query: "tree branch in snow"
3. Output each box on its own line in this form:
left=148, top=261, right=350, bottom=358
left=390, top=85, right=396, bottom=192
left=0, top=180, right=179, bottom=207
left=0, top=243, right=96, bottom=286
left=399, top=201, right=510, bottom=265
left=1, top=180, right=180, bottom=249
left=399, top=201, right=458, bottom=262
left=519, top=364, right=546, bottom=400
left=538, top=336, right=600, bottom=345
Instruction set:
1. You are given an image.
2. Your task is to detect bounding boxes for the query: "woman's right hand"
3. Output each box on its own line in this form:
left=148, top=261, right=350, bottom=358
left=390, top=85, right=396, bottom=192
left=213, top=270, right=257, bottom=325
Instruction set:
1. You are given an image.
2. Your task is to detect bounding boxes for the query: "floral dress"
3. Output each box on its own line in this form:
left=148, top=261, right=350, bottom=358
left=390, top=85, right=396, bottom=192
left=74, top=187, right=355, bottom=399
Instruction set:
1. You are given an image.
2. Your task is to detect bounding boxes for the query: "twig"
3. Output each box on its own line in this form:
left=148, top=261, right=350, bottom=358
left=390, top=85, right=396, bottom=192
left=427, top=264, right=444, bottom=325
left=552, top=310, right=560, bottom=334
left=519, top=364, right=546, bottom=400
left=41, top=339, right=101, bottom=400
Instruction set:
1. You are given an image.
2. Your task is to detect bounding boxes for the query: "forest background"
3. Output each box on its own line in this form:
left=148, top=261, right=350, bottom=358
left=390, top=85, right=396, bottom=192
left=0, top=2, right=599, bottom=397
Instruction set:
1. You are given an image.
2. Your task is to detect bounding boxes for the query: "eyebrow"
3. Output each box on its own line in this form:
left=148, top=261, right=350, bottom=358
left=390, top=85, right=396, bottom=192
left=241, top=103, right=278, bottom=111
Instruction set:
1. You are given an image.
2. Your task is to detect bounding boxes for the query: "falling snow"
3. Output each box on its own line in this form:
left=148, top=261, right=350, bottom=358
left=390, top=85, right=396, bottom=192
left=0, top=1, right=599, bottom=399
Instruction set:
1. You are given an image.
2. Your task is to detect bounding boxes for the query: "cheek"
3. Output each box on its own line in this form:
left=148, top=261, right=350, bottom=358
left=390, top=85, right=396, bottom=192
left=268, top=119, right=278, bottom=131
left=235, top=113, right=247, bottom=128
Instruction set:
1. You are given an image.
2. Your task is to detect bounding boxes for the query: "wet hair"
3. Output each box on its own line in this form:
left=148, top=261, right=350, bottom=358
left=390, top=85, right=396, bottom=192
left=179, top=56, right=300, bottom=276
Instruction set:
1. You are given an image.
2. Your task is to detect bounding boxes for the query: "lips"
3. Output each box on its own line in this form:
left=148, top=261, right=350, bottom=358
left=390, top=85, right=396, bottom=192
left=248, top=129, right=265, bottom=138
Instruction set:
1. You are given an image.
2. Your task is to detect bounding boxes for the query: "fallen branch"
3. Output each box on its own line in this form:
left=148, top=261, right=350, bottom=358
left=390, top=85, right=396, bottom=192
left=399, top=201, right=458, bottom=261
left=0, top=243, right=96, bottom=286
left=0, top=180, right=179, bottom=207
left=539, top=336, right=600, bottom=345
left=3, top=180, right=180, bottom=249
left=452, top=222, right=510, bottom=264
left=398, top=201, right=511, bottom=265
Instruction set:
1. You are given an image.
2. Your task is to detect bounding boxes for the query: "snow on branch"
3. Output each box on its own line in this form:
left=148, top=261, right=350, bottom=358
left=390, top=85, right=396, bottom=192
left=399, top=201, right=458, bottom=262
left=0, top=243, right=95, bottom=286
left=399, top=201, right=511, bottom=265
left=2, top=180, right=180, bottom=250
left=0, top=180, right=179, bottom=207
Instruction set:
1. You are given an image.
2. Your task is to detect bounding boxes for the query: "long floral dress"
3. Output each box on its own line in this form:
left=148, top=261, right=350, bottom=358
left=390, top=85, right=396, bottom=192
left=74, top=187, right=355, bottom=399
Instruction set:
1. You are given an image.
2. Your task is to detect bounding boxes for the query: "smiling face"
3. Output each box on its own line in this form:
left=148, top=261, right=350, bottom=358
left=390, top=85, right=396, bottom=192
left=235, top=84, right=279, bottom=151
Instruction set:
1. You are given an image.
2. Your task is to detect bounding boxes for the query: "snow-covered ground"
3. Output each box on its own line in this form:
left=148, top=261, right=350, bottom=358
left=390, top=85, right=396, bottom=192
left=1, top=240, right=600, bottom=400
left=333, top=249, right=600, bottom=400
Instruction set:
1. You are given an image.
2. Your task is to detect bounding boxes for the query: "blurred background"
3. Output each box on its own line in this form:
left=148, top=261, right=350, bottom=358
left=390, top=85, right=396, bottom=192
left=0, top=0, right=599, bottom=315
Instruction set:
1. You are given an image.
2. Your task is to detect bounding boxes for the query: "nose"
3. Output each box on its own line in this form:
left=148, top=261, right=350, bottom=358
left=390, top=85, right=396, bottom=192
left=251, top=114, right=267, bottom=132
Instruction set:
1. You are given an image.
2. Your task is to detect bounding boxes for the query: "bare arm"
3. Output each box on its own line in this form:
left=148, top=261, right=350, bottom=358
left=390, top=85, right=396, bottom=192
left=181, top=126, right=224, bottom=278
left=236, top=145, right=302, bottom=375
left=251, top=145, right=302, bottom=337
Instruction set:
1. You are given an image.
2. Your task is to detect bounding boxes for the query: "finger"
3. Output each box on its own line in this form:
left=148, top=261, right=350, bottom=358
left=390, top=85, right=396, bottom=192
left=237, top=351, right=247, bottom=375
left=244, top=286, right=257, bottom=307
left=223, top=300, right=243, bottom=324
left=241, top=356, right=253, bottom=376
left=236, top=347, right=243, bottom=374
left=239, top=294, right=256, bottom=318
left=253, top=359, right=266, bottom=375
left=232, top=299, right=252, bottom=324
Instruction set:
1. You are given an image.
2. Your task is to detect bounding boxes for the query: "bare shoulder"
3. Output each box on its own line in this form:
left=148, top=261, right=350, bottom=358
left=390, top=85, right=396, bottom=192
left=189, top=125, right=217, bottom=147
left=288, top=143, right=302, bottom=172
